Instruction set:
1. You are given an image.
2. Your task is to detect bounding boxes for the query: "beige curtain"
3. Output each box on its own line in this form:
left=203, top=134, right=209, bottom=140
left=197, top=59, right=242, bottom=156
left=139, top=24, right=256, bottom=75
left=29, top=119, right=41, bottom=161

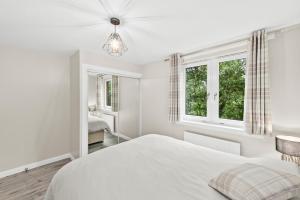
left=245, top=29, right=272, bottom=135
left=168, top=54, right=181, bottom=122
left=112, top=75, right=119, bottom=112
left=96, top=75, right=103, bottom=110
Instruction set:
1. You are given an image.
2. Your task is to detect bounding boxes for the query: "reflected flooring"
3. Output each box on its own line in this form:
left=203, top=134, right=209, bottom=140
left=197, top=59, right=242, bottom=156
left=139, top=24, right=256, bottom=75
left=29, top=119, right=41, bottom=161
left=0, top=159, right=70, bottom=200
left=88, top=132, right=127, bottom=154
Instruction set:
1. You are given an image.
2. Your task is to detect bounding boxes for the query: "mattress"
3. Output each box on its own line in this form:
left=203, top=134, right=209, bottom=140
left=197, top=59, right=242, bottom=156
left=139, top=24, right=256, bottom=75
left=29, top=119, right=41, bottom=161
left=88, top=115, right=111, bottom=133
left=45, top=134, right=299, bottom=200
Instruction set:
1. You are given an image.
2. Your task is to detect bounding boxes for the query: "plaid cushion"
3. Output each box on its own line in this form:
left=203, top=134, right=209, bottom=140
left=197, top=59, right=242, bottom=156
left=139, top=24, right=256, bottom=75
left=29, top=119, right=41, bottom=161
left=209, top=163, right=300, bottom=200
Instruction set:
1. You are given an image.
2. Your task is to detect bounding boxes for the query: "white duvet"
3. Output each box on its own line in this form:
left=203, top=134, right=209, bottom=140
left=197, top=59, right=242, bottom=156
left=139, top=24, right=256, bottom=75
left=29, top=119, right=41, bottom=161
left=45, top=134, right=299, bottom=200
left=88, top=115, right=111, bottom=133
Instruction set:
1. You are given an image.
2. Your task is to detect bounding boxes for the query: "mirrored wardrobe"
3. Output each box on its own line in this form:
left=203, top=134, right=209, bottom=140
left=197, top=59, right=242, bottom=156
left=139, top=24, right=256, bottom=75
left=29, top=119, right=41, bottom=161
left=87, top=73, right=140, bottom=153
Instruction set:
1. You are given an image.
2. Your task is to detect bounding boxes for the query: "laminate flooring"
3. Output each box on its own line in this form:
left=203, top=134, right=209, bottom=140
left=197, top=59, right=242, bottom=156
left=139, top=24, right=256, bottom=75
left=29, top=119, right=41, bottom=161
left=0, top=159, right=70, bottom=200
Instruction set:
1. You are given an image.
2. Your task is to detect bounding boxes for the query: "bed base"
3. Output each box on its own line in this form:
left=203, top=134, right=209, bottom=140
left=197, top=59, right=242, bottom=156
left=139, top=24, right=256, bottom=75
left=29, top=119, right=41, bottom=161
left=88, top=130, right=104, bottom=145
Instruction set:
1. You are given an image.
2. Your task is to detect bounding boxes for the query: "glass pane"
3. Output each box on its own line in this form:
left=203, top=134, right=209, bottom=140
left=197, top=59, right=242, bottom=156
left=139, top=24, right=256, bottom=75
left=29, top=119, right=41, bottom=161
left=106, top=81, right=112, bottom=106
left=118, top=77, right=140, bottom=140
left=219, top=58, right=246, bottom=121
left=185, top=65, right=207, bottom=117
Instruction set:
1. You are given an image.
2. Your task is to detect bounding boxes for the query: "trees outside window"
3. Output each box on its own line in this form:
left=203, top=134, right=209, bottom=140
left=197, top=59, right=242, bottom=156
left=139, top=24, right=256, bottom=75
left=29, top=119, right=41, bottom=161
left=219, top=58, right=246, bottom=121
left=185, top=65, right=207, bottom=117
left=183, top=54, right=246, bottom=126
left=105, top=80, right=112, bottom=107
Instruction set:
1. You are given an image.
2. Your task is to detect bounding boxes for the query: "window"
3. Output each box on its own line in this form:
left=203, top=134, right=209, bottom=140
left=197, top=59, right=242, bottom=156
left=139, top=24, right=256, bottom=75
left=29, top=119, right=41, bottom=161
left=185, top=65, right=207, bottom=117
left=105, top=79, right=112, bottom=108
left=182, top=53, right=246, bottom=127
left=219, top=58, right=246, bottom=121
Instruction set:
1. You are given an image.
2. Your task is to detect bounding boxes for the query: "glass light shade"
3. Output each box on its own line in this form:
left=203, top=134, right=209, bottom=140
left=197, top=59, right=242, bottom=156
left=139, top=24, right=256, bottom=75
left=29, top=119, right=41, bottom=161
left=102, top=32, right=128, bottom=56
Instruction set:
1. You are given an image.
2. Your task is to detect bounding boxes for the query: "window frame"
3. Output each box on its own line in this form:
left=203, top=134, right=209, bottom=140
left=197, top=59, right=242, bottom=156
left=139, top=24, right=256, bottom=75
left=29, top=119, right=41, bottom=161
left=180, top=53, right=247, bottom=128
left=104, top=78, right=112, bottom=110
left=181, top=61, right=209, bottom=123
left=216, top=53, right=247, bottom=127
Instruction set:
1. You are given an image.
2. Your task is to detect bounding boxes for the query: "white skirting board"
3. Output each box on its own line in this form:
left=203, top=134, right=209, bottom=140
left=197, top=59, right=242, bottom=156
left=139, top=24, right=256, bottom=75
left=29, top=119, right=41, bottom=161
left=0, top=153, right=74, bottom=179
left=184, top=131, right=241, bottom=155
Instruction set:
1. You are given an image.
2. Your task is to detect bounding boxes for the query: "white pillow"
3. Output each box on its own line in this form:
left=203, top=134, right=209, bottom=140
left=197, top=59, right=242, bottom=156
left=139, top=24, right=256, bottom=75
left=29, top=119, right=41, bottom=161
left=209, top=163, right=300, bottom=200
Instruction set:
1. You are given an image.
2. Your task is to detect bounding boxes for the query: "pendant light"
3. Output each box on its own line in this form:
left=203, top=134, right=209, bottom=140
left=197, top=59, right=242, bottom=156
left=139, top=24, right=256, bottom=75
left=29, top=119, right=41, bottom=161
left=102, top=18, right=128, bottom=56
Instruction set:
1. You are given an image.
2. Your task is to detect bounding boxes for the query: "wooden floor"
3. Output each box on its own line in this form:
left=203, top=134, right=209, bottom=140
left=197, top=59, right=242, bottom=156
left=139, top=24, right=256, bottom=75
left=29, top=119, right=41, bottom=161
left=0, top=159, right=70, bottom=200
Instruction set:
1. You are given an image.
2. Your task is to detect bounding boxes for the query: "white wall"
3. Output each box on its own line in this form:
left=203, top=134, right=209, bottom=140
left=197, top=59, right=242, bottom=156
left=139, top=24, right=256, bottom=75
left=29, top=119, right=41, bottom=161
left=70, top=51, right=80, bottom=158
left=141, top=26, right=300, bottom=158
left=0, top=47, right=71, bottom=172
left=269, top=27, right=300, bottom=132
left=88, top=75, right=97, bottom=106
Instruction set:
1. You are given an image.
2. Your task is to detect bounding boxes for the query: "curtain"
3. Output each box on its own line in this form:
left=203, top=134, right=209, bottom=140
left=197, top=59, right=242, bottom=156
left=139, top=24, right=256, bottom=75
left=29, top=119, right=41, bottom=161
left=96, top=75, right=103, bottom=110
left=112, top=75, right=119, bottom=112
left=245, top=29, right=272, bottom=135
left=168, top=53, right=181, bottom=122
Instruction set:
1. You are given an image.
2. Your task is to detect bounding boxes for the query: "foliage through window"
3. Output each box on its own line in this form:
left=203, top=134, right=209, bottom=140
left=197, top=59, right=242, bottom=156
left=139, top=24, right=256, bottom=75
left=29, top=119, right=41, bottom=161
left=105, top=80, right=112, bottom=107
left=185, top=65, right=207, bottom=117
left=183, top=54, right=246, bottom=126
left=219, top=59, right=246, bottom=121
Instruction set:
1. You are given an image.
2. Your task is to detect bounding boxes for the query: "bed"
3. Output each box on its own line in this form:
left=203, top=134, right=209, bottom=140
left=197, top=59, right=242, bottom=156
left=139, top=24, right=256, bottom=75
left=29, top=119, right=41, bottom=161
left=88, top=114, right=113, bottom=144
left=45, top=134, right=299, bottom=200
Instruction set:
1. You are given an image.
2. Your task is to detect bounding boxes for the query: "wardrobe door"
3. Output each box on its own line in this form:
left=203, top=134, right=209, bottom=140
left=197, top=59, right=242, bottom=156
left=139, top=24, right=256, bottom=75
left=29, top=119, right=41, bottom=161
left=117, top=77, right=140, bottom=140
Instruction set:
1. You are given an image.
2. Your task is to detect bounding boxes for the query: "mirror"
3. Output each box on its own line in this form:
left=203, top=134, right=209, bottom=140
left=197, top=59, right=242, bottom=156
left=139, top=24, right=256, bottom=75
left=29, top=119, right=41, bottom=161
left=87, top=73, right=140, bottom=153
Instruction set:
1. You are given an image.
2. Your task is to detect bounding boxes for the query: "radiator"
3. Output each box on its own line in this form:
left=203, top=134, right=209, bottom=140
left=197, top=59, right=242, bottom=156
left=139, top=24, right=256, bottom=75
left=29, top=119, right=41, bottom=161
left=184, top=131, right=240, bottom=155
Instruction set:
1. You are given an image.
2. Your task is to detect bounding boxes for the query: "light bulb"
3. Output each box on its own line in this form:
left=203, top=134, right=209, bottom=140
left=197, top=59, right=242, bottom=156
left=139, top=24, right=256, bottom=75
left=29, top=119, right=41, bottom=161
left=111, top=39, right=120, bottom=51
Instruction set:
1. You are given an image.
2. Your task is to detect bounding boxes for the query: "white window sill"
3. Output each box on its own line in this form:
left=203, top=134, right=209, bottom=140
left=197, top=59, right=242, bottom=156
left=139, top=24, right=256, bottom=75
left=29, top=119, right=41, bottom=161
left=104, top=106, right=112, bottom=111
left=176, top=120, right=246, bottom=135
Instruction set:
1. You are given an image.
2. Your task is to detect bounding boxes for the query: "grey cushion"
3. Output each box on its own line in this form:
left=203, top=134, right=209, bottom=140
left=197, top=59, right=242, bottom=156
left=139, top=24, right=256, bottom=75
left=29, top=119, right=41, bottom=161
left=209, top=163, right=300, bottom=200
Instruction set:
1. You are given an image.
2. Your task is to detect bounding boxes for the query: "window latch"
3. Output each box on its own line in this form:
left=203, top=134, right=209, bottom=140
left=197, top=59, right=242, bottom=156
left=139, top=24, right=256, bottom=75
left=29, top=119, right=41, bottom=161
left=214, top=93, right=218, bottom=100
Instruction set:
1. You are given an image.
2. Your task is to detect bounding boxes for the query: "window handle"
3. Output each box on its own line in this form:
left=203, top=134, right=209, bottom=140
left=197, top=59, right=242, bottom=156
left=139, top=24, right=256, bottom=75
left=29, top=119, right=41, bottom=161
left=214, top=93, right=218, bottom=100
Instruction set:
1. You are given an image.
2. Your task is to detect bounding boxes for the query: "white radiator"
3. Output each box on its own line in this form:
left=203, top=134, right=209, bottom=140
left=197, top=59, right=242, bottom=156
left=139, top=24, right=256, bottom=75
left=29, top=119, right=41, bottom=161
left=184, top=131, right=240, bottom=155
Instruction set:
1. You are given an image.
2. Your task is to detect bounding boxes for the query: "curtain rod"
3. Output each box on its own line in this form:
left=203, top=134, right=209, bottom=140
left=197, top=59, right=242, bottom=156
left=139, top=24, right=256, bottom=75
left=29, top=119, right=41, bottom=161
left=183, top=50, right=248, bottom=65
left=164, top=23, right=300, bottom=62
left=163, top=37, right=247, bottom=62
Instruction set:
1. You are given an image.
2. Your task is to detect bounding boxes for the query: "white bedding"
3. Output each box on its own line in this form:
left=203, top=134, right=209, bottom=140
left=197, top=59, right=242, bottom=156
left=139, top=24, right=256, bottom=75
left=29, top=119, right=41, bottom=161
left=45, top=134, right=299, bottom=200
left=88, top=115, right=111, bottom=133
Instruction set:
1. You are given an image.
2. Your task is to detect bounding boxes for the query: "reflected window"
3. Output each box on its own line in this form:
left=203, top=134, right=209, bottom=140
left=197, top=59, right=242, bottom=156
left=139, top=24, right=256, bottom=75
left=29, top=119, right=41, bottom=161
left=105, top=80, right=112, bottom=108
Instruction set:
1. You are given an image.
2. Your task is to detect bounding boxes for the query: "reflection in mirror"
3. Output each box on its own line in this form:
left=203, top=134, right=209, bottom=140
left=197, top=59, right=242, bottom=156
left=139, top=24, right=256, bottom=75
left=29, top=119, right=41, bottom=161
left=87, top=73, right=140, bottom=154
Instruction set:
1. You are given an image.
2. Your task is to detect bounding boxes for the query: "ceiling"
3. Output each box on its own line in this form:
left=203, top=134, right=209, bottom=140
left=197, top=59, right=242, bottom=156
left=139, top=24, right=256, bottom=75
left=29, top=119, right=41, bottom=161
left=0, top=0, right=299, bottom=65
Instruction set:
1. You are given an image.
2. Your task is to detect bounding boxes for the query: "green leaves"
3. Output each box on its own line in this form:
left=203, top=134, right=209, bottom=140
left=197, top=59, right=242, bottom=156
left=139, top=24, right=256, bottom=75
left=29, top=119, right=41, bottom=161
left=185, top=58, right=246, bottom=121
left=185, top=65, right=207, bottom=117
left=219, top=59, right=245, bottom=121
